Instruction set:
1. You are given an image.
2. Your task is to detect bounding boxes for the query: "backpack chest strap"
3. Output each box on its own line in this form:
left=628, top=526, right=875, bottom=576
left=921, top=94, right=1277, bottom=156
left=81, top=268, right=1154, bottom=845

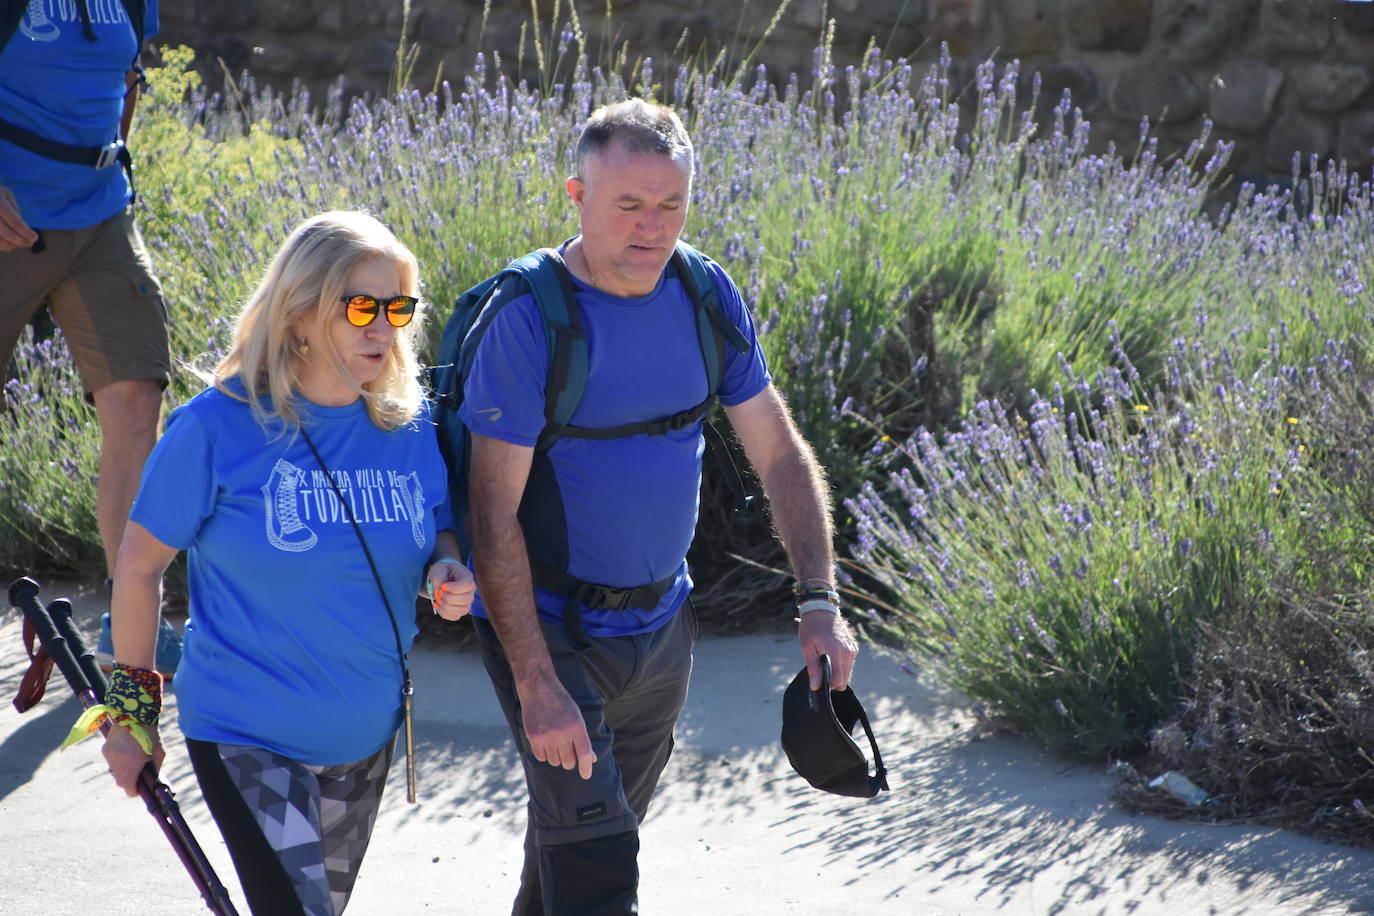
left=541, top=395, right=716, bottom=443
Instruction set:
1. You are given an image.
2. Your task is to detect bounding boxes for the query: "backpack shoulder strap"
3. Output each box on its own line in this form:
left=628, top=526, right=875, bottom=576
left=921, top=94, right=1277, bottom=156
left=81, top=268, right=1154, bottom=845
left=503, top=249, right=586, bottom=451
left=672, top=241, right=751, bottom=396
left=119, top=0, right=146, bottom=70
left=0, top=1, right=25, bottom=56
left=672, top=241, right=755, bottom=514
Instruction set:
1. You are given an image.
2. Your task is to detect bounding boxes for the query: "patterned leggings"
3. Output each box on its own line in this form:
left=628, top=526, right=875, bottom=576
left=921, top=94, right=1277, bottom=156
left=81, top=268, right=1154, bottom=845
left=186, top=737, right=394, bottom=916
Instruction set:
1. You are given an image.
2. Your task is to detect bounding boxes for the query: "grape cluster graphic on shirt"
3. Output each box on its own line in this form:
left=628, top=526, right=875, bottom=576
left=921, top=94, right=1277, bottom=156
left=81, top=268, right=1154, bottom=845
left=262, top=458, right=427, bottom=553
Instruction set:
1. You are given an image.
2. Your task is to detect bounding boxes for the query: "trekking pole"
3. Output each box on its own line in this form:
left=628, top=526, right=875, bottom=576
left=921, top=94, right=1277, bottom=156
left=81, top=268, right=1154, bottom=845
left=7, top=576, right=240, bottom=916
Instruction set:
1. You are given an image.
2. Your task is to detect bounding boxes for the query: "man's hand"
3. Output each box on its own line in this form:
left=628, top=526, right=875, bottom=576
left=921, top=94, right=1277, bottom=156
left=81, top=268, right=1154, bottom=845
left=102, top=720, right=165, bottom=797
left=516, top=671, right=597, bottom=780
left=0, top=185, right=37, bottom=251
left=800, top=610, right=859, bottom=691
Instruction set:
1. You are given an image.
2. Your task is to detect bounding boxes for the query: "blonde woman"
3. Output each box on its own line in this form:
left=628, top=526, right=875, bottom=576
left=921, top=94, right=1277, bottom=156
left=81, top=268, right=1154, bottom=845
left=96, top=211, right=474, bottom=915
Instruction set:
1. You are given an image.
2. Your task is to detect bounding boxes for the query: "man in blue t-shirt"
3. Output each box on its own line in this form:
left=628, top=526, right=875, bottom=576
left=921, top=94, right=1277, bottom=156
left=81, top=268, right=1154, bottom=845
left=460, top=98, right=860, bottom=914
left=0, top=0, right=175, bottom=665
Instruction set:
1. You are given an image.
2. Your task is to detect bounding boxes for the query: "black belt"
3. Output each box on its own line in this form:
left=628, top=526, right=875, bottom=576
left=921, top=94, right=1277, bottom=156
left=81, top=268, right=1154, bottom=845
left=0, top=116, right=136, bottom=211
left=0, top=117, right=131, bottom=171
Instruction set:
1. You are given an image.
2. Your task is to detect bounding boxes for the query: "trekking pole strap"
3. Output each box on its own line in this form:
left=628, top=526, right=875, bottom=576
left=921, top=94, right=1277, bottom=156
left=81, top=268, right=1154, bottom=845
left=12, top=619, right=54, bottom=713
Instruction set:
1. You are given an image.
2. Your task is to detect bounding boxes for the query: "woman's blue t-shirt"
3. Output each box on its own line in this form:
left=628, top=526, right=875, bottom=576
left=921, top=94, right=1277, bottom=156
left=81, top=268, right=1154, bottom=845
left=131, top=385, right=451, bottom=765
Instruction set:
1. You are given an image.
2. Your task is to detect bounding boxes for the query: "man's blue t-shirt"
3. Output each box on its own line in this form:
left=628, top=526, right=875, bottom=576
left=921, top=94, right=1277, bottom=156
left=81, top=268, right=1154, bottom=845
left=459, top=251, right=771, bottom=637
left=131, top=385, right=451, bottom=765
left=0, top=0, right=158, bottom=229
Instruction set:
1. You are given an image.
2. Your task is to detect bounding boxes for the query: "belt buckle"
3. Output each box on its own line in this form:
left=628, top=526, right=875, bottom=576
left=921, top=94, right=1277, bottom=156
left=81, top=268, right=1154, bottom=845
left=95, top=139, right=124, bottom=170
left=587, top=585, right=632, bottom=612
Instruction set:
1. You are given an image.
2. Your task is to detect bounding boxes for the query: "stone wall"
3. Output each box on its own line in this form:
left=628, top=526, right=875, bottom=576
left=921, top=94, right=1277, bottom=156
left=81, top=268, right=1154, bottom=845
left=156, top=0, right=1374, bottom=179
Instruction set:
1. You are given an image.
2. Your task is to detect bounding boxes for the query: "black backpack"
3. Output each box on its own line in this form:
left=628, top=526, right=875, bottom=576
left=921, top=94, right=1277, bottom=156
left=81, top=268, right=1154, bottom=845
left=431, top=241, right=753, bottom=563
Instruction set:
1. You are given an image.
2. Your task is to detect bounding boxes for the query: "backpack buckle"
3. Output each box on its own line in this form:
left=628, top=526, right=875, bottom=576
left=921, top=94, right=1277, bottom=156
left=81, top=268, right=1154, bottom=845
left=585, top=585, right=634, bottom=612
left=666, top=411, right=696, bottom=432
left=650, top=404, right=703, bottom=436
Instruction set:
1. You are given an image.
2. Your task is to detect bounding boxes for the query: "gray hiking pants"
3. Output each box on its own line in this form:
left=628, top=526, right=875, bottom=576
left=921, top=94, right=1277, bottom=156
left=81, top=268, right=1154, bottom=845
left=474, top=600, right=697, bottom=915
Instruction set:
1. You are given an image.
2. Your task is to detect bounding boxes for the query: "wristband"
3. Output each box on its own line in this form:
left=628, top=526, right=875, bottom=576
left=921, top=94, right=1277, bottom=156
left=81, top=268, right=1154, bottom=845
left=797, top=597, right=841, bottom=616
left=60, top=663, right=161, bottom=755
left=432, top=556, right=461, bottom=566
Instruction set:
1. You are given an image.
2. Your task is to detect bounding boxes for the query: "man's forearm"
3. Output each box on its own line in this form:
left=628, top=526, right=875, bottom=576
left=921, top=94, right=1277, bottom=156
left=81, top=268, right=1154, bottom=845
left=758, top=441, right=836, bottom=585
left=470, top=507, right=557, bottom=686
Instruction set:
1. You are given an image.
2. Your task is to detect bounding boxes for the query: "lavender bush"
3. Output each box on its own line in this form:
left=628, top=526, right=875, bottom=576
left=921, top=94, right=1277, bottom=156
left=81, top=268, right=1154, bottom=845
left=0, top=330, right=101, bottom=573
left=847, top=329, right=1347, bottom=754
left=1108, top=353, right=1374, bottom=848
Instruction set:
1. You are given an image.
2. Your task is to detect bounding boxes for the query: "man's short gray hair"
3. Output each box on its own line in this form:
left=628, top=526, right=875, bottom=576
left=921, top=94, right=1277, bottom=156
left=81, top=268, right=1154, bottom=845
left=574, top=99, right=694, bottom=179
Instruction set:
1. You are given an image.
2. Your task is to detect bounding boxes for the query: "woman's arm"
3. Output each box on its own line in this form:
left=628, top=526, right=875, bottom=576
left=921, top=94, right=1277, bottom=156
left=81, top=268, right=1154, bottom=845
left=102, top=521, right=178, bottom=797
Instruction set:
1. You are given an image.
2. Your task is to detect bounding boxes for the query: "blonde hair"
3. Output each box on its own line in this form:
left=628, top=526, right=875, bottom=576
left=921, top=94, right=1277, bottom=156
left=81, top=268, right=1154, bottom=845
left=214, top=211, right=425, bottom=432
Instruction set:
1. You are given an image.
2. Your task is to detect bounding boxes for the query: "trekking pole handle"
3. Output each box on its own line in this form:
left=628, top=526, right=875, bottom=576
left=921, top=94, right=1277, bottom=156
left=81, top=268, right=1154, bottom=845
left=9, top=578, right=89, bottom=699
left=47, top=598, right=108, bottom=698
left=7, top=577, right=241, bottom=916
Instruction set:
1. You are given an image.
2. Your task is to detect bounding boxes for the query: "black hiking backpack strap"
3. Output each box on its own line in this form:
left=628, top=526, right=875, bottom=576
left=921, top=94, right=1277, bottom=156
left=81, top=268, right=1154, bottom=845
left=672, top=241, right=754, bottom=515
left=0, top=0, right=146, bottom=201
left=0, top=1, right=27, bottom=52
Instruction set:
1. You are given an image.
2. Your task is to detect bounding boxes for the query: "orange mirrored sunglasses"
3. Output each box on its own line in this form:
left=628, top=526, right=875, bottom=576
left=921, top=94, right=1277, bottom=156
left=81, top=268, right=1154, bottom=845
left=339, top=294, right=418, bottom=328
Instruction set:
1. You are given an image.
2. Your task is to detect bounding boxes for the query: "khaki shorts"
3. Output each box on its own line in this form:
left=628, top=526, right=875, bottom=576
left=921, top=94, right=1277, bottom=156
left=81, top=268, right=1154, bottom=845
left=0, top=207, right=170, bottom=398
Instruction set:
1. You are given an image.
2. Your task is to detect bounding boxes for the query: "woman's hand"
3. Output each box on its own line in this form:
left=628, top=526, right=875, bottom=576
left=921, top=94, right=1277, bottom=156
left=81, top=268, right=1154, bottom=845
left=426, top=560, right=476, bottom=621
left=101, top=720, right=165, bottom=797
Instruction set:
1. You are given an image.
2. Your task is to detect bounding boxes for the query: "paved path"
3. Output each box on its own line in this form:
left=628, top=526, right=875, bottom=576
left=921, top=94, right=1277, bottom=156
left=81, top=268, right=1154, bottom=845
left=1, top=577, right=1371, bottom=914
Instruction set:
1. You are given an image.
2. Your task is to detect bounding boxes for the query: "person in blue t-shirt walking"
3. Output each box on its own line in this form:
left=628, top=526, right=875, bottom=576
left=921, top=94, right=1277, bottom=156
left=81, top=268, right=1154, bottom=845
left=458, top=98, right=860, bottom=914
left=94, top=211, right=476, bottom=915
left=0, top=0, right=182, bottom=671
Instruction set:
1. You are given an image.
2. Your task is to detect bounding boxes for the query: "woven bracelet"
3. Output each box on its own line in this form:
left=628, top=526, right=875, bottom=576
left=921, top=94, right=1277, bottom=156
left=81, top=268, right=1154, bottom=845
left=793, top=578, right=837, bottom=597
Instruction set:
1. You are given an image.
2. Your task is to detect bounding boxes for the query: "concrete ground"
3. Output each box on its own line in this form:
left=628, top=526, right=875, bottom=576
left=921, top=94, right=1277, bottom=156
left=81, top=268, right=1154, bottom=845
left=2, top=577, right=1372, bottom=915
